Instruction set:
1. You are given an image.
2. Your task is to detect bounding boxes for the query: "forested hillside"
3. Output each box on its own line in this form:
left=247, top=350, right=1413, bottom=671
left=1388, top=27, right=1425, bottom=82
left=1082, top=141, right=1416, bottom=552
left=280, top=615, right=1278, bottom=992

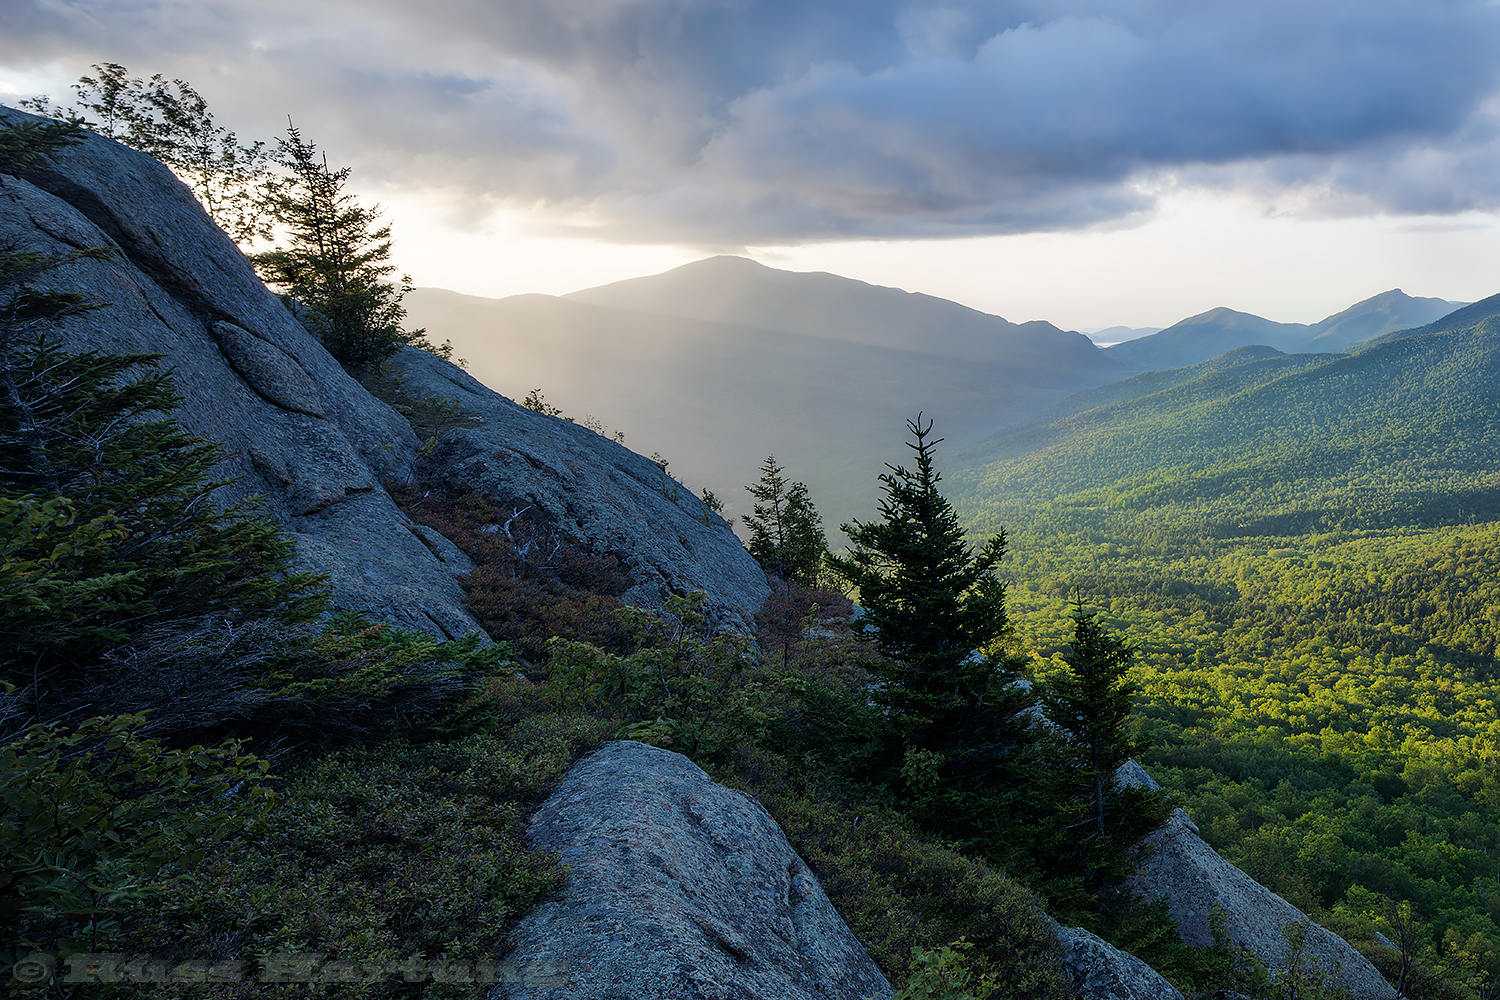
left=948, top=308, right=1500, bottom=993
left=957, top=315, right=1500, bottom=536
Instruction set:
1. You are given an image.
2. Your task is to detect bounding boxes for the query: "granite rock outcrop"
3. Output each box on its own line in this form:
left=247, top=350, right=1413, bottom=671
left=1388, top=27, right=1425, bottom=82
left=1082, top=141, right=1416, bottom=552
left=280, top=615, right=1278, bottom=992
left=1052, top=922, right=1184, bottom=1000
left=0, top=105, right=767, bottom=638
left=491, top=740, right=893, bottom=1000
left=393, top=347, right=769, bottom=632
left=1118, top=762, right=1394, bottom=1000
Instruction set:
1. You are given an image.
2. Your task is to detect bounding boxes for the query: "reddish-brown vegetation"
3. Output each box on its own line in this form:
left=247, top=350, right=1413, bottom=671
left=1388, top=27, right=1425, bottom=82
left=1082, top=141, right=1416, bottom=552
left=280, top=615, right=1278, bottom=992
left=390, top=484, right=635, bottom=659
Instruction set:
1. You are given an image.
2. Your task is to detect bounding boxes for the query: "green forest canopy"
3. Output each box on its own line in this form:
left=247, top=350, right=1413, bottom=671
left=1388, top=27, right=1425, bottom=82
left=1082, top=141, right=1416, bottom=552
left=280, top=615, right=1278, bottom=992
left=945, top=308, right=1500, bottom=990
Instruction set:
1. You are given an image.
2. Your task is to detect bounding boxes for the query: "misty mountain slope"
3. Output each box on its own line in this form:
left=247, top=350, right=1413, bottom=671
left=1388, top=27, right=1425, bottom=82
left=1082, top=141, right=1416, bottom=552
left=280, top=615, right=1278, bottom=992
left=1309, top=288, right=1461, bottom=347
left=1105, top=289, right=1461, bottom=374
left=953, top=315, right=1500, bottom=536
left=563, top=255, right=1110, bottom=367
left=405, top=261, right=1124, bottom=523
left=1361, top=290, right=1500, bottom=349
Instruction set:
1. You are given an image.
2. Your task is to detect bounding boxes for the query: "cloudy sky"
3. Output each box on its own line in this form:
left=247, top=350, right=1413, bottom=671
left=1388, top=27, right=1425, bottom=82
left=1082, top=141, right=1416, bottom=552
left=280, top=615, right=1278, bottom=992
left=4, top=0, right=1500, bottom=329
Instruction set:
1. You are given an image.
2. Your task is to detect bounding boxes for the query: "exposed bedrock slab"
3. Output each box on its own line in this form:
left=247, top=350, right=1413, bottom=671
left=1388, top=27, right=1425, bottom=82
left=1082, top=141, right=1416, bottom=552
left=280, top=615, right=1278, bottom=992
left=394, top=347, right=770, bottom=633
left=1053, top=922, right=1184, bottom=1000
left=1, top=105, right=766, bottom=639
left=1119, top=762, right=1394, bottom=1000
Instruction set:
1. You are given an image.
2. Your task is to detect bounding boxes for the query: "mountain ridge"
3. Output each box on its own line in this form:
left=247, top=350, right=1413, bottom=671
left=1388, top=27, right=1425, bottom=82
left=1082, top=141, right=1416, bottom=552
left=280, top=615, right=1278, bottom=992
left=562, top=255, right=1103, bottom=363
left=1105, top=289, right=1464, bottom=373
left=408, top=258, right=1473, bottom=525
left=404, top=261, right=1125, bottom=522
left=954, top=307, right=1500, bottom=538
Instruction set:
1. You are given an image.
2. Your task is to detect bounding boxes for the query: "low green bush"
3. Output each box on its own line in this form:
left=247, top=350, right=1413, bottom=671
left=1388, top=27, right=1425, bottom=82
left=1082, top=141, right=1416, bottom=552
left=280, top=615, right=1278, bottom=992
left=2, top=715, right=273, bottom=976
left=49, top=706, right=611, bottom=998
left=716, top=744, right=1072, bottom=1000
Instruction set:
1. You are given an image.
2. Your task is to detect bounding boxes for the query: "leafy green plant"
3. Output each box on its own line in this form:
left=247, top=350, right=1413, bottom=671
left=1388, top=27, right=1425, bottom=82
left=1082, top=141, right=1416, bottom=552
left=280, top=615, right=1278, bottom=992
left=891, top=940, right=997, bottom=1000
left=1, top=715, right=273, bottom=972
left=361, top=364, right=481, bottom=443
left=1271, top=921, right=1353, bottom=1000
left=520, top=388, right=568, bottom=418
left=742, top=455, right=828, bottom=585
left=22, top=63, right=271, bottom=244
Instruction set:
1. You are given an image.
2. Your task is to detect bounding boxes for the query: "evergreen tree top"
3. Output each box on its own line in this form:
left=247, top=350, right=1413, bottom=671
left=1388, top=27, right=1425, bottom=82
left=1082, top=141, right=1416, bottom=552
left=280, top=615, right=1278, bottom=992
left=829, top=414, right=1010, bottom=671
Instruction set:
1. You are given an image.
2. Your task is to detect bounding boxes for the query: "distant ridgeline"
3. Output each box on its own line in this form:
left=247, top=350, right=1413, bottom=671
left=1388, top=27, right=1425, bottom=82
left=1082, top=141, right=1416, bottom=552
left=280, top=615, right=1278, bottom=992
left=954, top=294, right=1500, bottom=541
left=1102, top=288, right=1464, bottom=374
left=952, top=294, right=1500, bottom=986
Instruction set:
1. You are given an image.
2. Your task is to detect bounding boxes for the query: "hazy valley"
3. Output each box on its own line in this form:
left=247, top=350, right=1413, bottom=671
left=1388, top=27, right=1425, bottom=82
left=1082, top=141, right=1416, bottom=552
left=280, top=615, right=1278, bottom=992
left=406, top=258, right=1471, bottom=529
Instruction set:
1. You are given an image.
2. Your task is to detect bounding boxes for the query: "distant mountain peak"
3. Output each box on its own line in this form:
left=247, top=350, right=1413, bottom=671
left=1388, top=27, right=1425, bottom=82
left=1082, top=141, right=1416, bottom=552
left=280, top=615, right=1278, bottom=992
left=561, top=255, right=1106, bottom=364
left=1106, top=289, right=1466, bottom=373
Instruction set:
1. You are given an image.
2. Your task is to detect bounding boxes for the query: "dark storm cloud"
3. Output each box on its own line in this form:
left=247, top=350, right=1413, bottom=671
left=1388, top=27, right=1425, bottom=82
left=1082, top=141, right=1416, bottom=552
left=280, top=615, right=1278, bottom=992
left=4, top=0, right=1499, bottom=242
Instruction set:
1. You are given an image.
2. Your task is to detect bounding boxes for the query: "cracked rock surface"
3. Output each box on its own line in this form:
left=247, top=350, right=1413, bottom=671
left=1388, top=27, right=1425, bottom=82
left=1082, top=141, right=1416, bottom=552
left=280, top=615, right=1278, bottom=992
left=492, top=741, right=891, bottom=1000
left=395, top=347, right=769, bottom=633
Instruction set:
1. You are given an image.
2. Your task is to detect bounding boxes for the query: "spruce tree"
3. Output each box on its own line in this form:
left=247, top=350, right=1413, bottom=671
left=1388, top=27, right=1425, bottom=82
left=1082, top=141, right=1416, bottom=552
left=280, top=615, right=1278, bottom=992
left=1043, top=600, right=1150, bottom=837
left=827, top=415, right=1033, bottom=775
left=253, top=121, right=425, bottom=379
left=743, top=455, right=791, bottom=579
left=1039, top=599, right=1169, bottom=913
left=742, top=456, right=827, bottom=585
left=0, top=239, right=324, bottom=683
left=0, top=115, right=83, bottom=173
left=780, top=480, right=828, bottom=586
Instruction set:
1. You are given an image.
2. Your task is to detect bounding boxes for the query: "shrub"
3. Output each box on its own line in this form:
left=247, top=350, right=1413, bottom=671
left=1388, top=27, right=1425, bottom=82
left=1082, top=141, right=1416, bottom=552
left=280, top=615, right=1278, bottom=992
left=390, top=484, right=634, bottom=659
left=542, top=592, right=770, bottom=760
left=717, top=744, right=1072, bottom=1000
left=116, top=712, right=610, bottom=999
left=892, top=940, right=999, bottom=1000
left=1, top=715, right=273, bottom=976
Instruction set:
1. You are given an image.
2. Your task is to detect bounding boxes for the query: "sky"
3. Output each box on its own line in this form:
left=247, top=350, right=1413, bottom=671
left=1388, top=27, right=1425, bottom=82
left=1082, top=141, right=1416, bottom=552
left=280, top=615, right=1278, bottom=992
left=3, top=0, right=1500, bottom=330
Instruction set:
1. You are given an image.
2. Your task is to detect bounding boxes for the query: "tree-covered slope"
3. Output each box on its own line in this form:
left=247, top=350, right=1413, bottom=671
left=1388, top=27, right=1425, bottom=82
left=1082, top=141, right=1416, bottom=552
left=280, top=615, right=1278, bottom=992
left=953, top=315, right=1500, bottom=537
left=940, top=306, right=1500, bottom=992
left=1364, top=291, right=1500, bottom=349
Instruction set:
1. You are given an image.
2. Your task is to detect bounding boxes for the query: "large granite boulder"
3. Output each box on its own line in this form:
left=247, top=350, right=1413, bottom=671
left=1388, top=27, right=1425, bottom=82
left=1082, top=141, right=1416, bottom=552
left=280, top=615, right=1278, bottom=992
left=1052, top=922, right=1183, bottom=1000
left=492, top=740, right=892, bottom=1000
left=1118, top=762, right=1394, bottom=1000
left=393, top=347, right=769, bottom=632
left=0, top=106, right=767, bottom=637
